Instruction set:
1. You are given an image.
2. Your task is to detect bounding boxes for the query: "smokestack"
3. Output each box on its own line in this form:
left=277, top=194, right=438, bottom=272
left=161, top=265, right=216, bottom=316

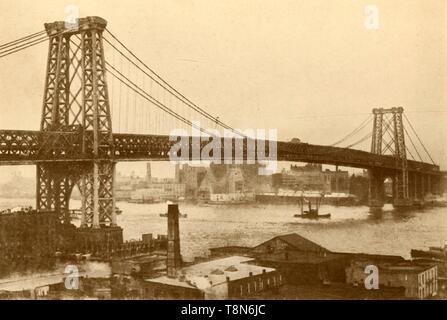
left=174, top=163, right=181, bottom=183
left=146, top=163, right=152, bottom=183
left=167, top=203, right=182, bottom=278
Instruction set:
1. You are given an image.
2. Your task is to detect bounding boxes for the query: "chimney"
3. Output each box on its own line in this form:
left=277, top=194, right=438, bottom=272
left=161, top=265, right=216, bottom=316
left=146, top=163, right=152, bottom=183
left=174, top=163, right=181, bottom=183
left=167, top=203, right=182, bottom=278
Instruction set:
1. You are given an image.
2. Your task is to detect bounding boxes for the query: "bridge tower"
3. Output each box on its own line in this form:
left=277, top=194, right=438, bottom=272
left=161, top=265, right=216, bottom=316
left=37, top=17, right=117, bottom=229
left=369, top=107, right=411, bottom=207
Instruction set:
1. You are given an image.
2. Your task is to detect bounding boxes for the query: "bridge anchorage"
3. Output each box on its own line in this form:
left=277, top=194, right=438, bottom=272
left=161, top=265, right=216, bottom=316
left=368, top=107, right=439, bottom=209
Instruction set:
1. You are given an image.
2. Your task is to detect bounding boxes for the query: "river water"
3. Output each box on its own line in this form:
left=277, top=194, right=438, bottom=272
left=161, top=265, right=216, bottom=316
left=2, top=198, right=447, bottom=261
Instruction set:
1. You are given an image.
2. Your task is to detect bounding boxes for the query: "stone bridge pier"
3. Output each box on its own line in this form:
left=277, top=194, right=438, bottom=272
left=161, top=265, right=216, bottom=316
left=368, top=168, right=440, bottom=209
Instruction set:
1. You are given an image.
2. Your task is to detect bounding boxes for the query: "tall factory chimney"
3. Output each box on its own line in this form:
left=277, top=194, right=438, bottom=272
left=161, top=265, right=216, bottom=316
left=167, top=203, right=182, bottom=278
left=146, top=162, right=152, bottom=183
left=174, top=163, right=181, bottom=183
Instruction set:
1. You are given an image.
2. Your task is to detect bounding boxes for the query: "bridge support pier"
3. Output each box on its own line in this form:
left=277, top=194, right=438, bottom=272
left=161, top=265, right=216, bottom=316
left=78, top=161, right=117, bottom=228
left=368, top=169, right=441, bottom=209
left=392, top=169, right=413, bottom=208
left=36, top=161, right=116, bottom=228
left=368, top=169, right=385, bottom=208
left=37, top=163, right=76, bottom=223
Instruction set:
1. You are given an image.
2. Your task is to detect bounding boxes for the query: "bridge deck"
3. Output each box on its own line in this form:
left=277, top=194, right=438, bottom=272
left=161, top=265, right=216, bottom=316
left=0, top=130, right=439, bottom=174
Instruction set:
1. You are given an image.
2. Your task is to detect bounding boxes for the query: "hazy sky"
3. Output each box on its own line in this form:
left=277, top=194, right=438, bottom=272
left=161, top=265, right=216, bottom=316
left=0, top=0, right=445, bottom=179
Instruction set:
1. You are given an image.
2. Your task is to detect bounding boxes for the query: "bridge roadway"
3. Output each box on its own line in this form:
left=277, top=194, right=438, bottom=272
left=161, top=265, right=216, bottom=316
left=0, top=130, right=440, bottom=175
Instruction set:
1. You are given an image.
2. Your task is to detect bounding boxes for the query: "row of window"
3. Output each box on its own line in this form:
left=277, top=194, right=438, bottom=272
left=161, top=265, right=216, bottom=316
left=239, top=274, right=282, bottom=296
left=420, top=268, right=437, bottom=284
left=418, top=282, right=437, bottom=299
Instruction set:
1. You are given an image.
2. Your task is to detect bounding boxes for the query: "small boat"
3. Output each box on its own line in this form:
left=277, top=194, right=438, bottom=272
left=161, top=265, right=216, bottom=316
left=159, top=212, right=187, bottom=218
left=70, top=206, right=122, bottom=218
left=294, top=212, right=331, bottom=219
left=294, top=193, right=331, bottom=219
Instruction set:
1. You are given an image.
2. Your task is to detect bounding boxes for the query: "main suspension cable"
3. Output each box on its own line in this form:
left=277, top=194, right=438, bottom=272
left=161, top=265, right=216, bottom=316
left=106, top=61, right=216, bottom=137
left=0, top=37, right=48, bottom=59
left=104, top=29, right=246, bottom=138
left=330, top=114, right=372, bottom=146
left=0, top=30, right=46, bottom=50
left=403, top=114, right=435, bottom=164
left=0, top=31, right=65, bottom=59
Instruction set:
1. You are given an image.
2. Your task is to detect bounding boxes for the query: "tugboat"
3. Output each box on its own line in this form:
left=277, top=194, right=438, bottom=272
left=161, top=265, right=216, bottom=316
left=294, top=193, right=331, bottom=219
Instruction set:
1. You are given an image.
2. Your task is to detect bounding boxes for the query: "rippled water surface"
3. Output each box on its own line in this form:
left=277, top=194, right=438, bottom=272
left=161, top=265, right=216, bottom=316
left=2, top=198, right=447, bottom=260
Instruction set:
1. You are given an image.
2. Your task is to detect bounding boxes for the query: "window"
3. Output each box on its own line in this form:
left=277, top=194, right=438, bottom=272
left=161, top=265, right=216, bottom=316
left=254, top=281, right=257, bottom=291
left=240, top=285, right=243, bottom=296
left=259, top=279, right=263, bottom=290
left=247, top=283, right=251, bottom=293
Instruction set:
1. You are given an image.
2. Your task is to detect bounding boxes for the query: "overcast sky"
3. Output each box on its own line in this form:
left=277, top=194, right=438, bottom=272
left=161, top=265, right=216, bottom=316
left=0, top=0, right=445, bottom=179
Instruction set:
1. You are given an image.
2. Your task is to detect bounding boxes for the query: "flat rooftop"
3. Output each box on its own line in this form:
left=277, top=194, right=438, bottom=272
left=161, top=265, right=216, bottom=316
left=145, top=256, right=275, bottom=290
left=381, top=263, right=437, bottom=274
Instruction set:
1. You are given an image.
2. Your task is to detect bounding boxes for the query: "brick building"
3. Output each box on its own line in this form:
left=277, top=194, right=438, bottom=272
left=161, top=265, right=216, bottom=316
left=143, top=256, right=282, bottom=299
left=346, top=260, right=438, bottom=299
left=0, top=209, right=58, bottom=275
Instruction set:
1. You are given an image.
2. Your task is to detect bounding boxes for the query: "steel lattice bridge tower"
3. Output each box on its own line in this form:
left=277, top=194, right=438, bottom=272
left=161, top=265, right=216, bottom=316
left=0, top=16, right=443, bottom=230
left=38, top=17, right=116, bottom=229
left=368, top=107, right=437, bottom=208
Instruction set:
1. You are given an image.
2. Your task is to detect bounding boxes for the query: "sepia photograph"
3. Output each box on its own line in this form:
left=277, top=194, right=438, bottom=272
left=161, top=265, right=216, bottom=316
left=0, top=0, right=446, bottom=309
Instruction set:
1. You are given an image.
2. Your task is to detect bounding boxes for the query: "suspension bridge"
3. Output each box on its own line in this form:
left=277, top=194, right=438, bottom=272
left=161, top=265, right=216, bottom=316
left=0, top=17, right=441, bottom=231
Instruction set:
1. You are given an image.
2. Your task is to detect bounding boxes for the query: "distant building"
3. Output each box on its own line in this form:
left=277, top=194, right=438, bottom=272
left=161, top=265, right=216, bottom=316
left=209, top=192, right=255, bottom=203
left=273, top=164, right=350, bottom=194
left=177, top=163, right=271, bottom=200
left=115, top=171, right=147, bottom=199
left=115, top=185, right=133, bottom=201
left=143, top=256, right=282, bottom=300
left=130, top=183, right=186, bottom=202
left=349, top=174, right=369, bottom=204
left=176, top=164, right=208, bottom=198
left=346, top=260, right=438, bottom=299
